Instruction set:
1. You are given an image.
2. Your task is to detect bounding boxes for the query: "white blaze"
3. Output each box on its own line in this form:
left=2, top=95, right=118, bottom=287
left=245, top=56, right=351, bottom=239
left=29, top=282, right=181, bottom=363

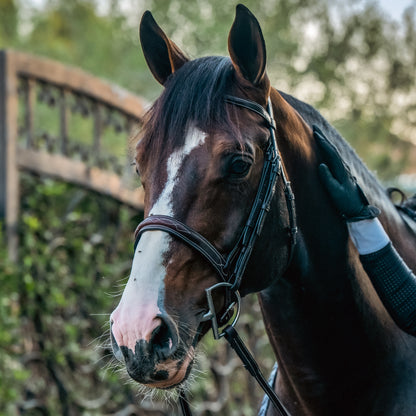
left=111, top=127, right=207, bottom=349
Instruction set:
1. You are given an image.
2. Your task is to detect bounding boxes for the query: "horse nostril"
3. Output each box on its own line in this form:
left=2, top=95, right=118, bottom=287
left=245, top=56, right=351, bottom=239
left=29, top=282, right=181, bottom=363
left=110, top=325, right=125, bottom=363
left=150, top=316, right=178, bottom=360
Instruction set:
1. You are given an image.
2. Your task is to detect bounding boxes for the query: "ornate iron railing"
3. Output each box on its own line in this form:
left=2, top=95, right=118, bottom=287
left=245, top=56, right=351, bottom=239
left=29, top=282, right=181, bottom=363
left=0, top=49, right=146, bottom=261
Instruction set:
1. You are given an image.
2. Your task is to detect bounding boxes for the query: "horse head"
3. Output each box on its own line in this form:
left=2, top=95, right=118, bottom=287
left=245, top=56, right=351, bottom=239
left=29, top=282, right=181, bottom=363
left=110, top=5, right=300, bottom=389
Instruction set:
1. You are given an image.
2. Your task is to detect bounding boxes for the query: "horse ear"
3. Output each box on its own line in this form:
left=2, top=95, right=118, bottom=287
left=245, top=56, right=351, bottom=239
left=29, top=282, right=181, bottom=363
left=228, top=4, right=267, bottom=86
left=139, top=11, right=189, bottom=85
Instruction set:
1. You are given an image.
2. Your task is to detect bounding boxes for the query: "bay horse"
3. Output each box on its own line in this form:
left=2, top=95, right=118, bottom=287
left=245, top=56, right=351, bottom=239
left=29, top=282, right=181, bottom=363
left=110, top=4, right=416, bottom=415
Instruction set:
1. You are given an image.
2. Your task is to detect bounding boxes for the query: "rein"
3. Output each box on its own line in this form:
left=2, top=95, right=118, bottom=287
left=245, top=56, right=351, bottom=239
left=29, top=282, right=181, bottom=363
left=134, top=95, right=297, bottom=416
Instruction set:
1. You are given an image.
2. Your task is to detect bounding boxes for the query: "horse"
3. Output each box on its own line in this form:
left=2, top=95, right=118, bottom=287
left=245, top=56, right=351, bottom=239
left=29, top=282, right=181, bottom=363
left=109, top=4, right=416, bottom=415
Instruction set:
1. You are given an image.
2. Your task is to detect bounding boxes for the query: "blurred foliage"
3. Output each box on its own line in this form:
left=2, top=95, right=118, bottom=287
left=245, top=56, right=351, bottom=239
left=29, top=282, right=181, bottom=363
left=0, top=174, right=272, bottom=415
left=1, top=0, right=415, bottom=178
left=0, top=174, right=144, bottom=415
left=1, top=0, right=416, bottom=415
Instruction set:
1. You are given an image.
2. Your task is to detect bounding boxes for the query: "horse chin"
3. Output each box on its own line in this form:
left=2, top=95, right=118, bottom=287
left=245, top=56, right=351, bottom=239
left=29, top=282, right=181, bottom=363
left=141, top=346, right=195, bottom=390
left=145, top=320, right=210, bottom=389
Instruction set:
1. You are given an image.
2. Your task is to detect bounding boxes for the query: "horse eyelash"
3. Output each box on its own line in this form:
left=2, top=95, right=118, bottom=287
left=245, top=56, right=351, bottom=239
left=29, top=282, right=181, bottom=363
left=130, top=160, right=141, bottom=177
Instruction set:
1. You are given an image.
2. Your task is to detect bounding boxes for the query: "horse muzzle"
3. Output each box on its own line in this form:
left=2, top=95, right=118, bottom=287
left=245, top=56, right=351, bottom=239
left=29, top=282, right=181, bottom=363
left=110, top=311, right=195, bottom=388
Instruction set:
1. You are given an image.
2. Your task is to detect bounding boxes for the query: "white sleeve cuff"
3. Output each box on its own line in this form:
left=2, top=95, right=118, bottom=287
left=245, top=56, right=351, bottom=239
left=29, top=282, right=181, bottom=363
left=347, top=218, right=390, bottom=255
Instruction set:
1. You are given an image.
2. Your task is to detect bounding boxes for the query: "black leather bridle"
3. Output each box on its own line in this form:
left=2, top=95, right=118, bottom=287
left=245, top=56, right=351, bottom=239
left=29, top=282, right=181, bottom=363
left=134, top=95, right=297, bottom=416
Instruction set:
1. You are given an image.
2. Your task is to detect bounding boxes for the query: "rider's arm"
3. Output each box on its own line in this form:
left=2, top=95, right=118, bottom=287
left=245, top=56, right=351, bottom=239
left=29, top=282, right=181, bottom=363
left=349, top=219, right=416, bottom=335
left=313, top=125, right=416, bottom=336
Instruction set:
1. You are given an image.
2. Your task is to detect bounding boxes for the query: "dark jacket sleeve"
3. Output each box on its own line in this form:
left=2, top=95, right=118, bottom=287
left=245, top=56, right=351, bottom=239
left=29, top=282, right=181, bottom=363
left=360, top=242, right=416, bottom=336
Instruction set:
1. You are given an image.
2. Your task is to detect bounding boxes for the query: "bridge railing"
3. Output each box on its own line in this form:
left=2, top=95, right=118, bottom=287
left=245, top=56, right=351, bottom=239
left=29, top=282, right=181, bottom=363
left=0, top=49, right=146, bottom=261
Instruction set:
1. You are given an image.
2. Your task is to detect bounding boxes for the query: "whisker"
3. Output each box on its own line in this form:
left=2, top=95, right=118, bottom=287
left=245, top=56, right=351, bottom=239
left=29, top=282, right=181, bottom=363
left=104, top=290, right=124, bottom=298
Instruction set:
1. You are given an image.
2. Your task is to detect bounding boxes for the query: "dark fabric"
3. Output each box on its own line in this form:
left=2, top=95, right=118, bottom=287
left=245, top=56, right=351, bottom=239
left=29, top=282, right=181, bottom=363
left=403, top=193, right=416, bottom=212
left=360, top=243, right=416, bottom=336
left=399, top=193, right=416, bottom=221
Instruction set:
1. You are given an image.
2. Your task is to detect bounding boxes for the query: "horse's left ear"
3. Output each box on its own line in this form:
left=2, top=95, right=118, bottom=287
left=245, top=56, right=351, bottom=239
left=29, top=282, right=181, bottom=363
left=228, top=4, right=267, bottom=87
left=140, top=11, right=189, bottom=86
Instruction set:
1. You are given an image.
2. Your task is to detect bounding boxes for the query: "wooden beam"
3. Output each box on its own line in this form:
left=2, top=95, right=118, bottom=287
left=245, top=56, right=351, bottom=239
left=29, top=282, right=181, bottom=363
left=0, top=50, right=20, bottom=262
left=17, top=149, right=144, bottom=210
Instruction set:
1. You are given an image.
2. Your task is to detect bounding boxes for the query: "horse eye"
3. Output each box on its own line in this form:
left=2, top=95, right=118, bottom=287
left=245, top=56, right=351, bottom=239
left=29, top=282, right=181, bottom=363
left=133, top=162, right=145, bottom=188
left=133, top=162, right=140, bottom=177
left=228, top=156, right=253, bottom=178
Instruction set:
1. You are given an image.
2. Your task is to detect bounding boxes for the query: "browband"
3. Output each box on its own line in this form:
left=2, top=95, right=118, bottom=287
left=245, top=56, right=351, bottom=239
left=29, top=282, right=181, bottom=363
left=224, top=95, right=276, bottom=130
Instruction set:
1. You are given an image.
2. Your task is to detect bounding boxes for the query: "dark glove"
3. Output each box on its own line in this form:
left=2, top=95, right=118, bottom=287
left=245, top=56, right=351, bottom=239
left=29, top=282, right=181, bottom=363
left=313, top=125, right=380, bottom=222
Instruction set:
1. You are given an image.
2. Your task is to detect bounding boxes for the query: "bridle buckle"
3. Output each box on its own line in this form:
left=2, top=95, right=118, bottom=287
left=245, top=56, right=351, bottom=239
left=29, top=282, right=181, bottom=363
left=201, top=282, right=241, bottom=339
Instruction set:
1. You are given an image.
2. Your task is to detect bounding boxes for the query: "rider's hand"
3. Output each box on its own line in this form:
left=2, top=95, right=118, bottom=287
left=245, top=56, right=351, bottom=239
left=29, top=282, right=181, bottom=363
left=313, top=125, right=380, bottom=222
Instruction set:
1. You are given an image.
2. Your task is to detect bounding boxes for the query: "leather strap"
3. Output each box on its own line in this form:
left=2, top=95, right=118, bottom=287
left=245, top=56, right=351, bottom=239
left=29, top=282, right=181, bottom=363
left=225, top=95, right=276, bottom=129
left=177, top=326, right=292, bottom=416
left=178, top=389, right=192, bottom=416
left=224, top=326, right=291, bottom=416
left=135, top=215, right=228, bottom=280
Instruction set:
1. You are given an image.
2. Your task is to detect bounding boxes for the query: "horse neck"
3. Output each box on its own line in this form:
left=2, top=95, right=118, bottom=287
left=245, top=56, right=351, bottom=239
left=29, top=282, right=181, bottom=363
left=258, top=90, right=406, bottom=412
left=267, top=89, right=360, bottom=306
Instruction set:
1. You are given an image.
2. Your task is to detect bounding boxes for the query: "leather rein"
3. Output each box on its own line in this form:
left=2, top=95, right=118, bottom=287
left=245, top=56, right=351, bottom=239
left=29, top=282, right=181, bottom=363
left=134, top=95, right=297, bottom=416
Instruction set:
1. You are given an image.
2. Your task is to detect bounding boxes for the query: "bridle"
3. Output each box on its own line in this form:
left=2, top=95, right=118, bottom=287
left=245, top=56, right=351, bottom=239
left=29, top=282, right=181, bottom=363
left=134, top=94, right=297, bottom=416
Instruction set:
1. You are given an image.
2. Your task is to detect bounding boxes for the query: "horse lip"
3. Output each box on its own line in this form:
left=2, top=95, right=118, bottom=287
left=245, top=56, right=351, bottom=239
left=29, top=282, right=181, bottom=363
left=143, top=346, right=195, bottom=389
left=113, top=345, right=124, bottom=363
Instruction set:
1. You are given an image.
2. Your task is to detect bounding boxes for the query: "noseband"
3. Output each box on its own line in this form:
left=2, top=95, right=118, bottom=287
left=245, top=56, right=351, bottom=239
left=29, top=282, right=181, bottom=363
left=134, top=95, right=297, bottom=416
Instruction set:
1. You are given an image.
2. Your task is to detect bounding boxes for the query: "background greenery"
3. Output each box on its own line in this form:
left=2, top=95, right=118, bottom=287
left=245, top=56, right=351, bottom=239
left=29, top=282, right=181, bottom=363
left=0, top=0, right=415, bottom=415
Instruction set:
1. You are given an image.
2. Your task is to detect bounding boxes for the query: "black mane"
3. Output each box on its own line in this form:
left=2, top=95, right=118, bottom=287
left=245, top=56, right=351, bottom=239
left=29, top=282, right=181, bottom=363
left=142, top=56, right=240, bottom=156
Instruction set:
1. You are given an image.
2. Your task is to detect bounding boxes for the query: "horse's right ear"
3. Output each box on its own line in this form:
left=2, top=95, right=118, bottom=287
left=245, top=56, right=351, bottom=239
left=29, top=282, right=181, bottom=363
left=139, top=11, right=189, bottom=86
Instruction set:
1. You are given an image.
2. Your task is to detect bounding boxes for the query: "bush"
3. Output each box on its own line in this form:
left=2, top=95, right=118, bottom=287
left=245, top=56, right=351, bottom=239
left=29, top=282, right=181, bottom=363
left=1, top=174, right=274, bottom=416
left=0, top=173, right=145, bottom=415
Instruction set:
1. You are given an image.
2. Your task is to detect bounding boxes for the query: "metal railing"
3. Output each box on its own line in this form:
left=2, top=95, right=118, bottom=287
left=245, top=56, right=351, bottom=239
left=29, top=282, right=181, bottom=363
left=0, top=50, right=146, bottom=261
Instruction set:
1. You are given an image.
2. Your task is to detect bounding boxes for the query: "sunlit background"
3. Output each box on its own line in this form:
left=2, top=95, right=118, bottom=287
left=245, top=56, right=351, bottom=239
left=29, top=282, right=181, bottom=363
left=1, top=1, right=415, bottom=415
